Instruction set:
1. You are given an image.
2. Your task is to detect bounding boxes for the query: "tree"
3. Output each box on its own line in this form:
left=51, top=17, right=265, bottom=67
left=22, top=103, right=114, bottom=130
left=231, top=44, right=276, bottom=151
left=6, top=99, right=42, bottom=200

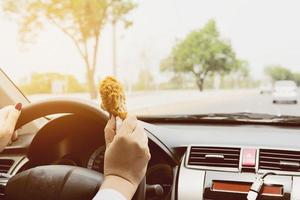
left=293, top=73, right=300, bottom=86
left=160, top=19, right=238, bottom=91
left=233, top=60, right=250, bottom=78
left=2, top=0, right=136, bottom=99
left=264, top=65, right=294, bottom=81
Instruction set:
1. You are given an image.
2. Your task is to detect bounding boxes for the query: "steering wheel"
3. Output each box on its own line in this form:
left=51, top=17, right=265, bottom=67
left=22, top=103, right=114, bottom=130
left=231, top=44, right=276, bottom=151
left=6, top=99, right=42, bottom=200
left=5, top=99, right=146, bottom=200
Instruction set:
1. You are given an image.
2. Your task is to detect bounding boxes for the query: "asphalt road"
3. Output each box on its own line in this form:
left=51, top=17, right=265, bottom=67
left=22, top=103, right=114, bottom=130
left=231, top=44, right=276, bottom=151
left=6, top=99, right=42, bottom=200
left=130, top=89, right=300, bottom=116
left=29, top=89, right=300, bottom=117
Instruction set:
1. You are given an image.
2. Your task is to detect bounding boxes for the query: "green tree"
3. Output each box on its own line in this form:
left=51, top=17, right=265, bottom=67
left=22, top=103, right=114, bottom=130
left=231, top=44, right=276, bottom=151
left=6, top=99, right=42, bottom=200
left=2, top=0, right=136, bottom=99
left=234, top=60, right=250, bottom=78
left=292, top=72, right=300, bottom=86
left=264, top=65, right=294, bottom=81
left=161, top=20, right=238, bottom=91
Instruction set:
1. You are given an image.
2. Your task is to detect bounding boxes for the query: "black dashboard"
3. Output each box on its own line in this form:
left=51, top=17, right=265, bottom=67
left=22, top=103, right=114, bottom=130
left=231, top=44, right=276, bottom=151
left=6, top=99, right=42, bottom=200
left=2, top=116, right=300, bottom=199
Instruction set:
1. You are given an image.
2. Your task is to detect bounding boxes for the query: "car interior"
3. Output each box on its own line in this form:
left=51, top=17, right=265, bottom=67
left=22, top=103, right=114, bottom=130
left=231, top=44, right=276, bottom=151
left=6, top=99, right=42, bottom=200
left=2, top=0, right=300, bottom=199
left=2, top=67, right=300, bottom=200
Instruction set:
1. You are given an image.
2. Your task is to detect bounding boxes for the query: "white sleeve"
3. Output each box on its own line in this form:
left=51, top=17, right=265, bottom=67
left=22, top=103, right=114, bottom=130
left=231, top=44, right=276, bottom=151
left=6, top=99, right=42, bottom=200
left=93, top=189, right=127, bottom=200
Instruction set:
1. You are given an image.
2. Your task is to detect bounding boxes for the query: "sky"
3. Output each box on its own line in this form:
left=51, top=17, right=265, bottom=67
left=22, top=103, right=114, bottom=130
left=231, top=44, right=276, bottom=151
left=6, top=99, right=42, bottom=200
left=1, top=0, right=300, bottom=85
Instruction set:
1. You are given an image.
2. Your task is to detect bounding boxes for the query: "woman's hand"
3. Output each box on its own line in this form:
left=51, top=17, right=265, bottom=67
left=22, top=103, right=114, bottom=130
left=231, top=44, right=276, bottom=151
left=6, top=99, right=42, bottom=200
left=0, top=103, right=22, bottom=151
left=100, top=115, right=151, bottom=200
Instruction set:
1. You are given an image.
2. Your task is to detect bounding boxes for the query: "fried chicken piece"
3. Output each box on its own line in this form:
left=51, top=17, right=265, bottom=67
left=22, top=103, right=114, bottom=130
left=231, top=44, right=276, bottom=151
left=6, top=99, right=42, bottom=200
left=99, top=76, right=127, bottom=119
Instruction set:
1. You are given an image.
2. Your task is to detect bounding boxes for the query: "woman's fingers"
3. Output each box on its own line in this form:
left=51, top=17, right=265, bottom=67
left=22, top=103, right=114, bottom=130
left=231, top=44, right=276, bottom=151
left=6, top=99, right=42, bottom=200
left=6, top=106, right=21, bottom=131
left=11, top=103, right=22, bottom=142
left=0, top=106, right=12, bottom=123
left=0, top=104, right=22, bottom=148
left=104, top=116, right=116, bottom=147
left=11, top=131, right=18, bottom=142
left=131, top=123, right=150, bottom=159
left=117, top=115, right=137, bottom=135
left=132, top=123, right=148, bottom=147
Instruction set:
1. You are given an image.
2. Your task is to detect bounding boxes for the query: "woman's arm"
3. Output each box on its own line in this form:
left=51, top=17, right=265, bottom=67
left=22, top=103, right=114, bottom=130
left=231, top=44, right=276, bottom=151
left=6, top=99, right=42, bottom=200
left=0, top=103, right=22, bottom=151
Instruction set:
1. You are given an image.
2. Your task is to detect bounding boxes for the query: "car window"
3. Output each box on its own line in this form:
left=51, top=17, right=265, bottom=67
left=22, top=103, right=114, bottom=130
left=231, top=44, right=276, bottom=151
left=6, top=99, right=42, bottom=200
left=1, top=0, right=300, bottom=117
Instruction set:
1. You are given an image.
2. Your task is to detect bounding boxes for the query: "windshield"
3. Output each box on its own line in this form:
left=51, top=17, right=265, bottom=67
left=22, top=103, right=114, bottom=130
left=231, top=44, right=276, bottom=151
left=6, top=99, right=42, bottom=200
left=1, top=0, right=300, bottom=117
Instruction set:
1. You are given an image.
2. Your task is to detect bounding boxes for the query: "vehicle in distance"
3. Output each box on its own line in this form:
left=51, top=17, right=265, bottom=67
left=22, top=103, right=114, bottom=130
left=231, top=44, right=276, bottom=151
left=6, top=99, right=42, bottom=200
left=272, top=80, right=298, bottom=104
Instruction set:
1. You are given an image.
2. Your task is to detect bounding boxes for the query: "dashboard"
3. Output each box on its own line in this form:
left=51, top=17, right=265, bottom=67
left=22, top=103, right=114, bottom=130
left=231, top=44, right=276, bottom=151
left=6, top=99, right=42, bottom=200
left=1, top=114, right=300, bottom=199
left=144, top=122, right=300, bottom=200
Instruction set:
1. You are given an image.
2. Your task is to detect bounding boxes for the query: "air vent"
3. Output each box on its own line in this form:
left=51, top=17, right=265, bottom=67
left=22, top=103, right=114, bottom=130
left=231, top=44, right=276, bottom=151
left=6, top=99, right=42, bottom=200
left=188, top=146, right=241, bottom=168
left=259, top=149, right=300, bottom=172
left=0, top=159, right=14, bottom=173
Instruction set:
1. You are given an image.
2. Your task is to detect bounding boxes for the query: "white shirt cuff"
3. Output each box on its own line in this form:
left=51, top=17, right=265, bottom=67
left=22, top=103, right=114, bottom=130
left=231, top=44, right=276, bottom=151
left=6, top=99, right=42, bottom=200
left=93, top=189, right=127, bottom=200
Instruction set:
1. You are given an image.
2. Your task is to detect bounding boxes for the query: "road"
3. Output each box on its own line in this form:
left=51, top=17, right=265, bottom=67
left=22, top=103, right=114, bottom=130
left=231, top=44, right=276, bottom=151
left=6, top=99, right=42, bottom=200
left=129, top=89, right=300, bottom=116
left=28, top=89, right=300, bottom=117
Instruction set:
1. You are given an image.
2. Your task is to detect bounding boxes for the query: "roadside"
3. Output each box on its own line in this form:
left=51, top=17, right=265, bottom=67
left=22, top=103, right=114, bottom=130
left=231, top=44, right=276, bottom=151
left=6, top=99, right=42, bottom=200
left=28, top=89, right=258, bottom=115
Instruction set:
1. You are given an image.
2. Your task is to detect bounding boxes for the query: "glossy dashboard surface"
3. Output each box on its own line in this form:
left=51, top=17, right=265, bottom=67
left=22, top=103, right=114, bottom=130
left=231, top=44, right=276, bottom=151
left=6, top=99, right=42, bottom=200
left=144, top=122, right=300, bottom=151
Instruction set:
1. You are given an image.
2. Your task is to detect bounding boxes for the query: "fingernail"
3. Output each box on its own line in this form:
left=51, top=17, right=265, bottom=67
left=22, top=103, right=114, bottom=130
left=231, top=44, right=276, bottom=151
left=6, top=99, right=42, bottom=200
left=15, top=103, right=22, bottom=111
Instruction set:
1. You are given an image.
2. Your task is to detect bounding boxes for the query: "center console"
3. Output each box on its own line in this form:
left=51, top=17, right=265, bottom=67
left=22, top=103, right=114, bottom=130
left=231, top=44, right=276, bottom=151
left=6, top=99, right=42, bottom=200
left=177, top=146, right=300, bottom=200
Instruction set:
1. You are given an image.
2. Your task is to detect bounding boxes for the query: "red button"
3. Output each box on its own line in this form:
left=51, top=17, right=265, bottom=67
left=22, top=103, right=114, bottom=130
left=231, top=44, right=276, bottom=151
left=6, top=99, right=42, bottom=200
left=242, top=148, right=256, bottom=167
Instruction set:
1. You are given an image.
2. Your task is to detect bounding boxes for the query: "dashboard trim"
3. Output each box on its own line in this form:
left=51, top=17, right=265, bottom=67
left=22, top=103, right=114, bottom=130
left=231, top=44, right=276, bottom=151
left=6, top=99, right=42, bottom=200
left=185, top=145, right=240, bottom=172
left=178, top=156, right=205, bottom=200
left=10, top=157, right=28, bottom=176
left=184, top=144, right=300, bottom=176
left=291, top=177, right=300, bottom=199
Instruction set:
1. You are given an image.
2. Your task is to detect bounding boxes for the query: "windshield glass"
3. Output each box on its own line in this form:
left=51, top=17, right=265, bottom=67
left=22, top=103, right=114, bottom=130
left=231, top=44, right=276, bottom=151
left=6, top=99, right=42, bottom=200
left=1, top=0, right=300, bottom=117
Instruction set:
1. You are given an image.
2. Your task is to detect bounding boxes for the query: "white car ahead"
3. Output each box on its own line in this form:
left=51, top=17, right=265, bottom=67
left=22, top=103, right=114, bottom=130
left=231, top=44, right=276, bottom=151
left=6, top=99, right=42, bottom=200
left=273, top=80, right=298, bottom=104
